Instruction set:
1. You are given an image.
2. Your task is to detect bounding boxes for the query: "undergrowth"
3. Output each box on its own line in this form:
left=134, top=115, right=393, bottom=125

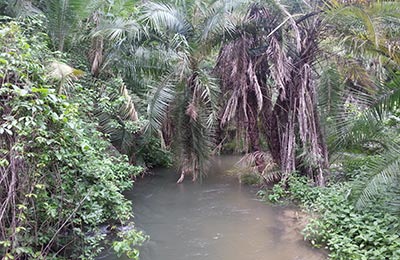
left=0, top=19, right=146, bottom=260
left=260, top=175, right=400, bottom=260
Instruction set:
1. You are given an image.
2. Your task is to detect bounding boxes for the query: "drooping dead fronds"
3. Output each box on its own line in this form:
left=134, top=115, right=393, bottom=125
left=119, top=83, right=138, bottom=121
left=89, top=10, right=104, bottom=77
left=215, top=5, right=273, bottom=153
left=216, top=2, right=329, bottom=186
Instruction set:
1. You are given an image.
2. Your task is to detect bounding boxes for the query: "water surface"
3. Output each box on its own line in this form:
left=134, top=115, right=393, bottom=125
left=100, top=156, right=325, bottom=260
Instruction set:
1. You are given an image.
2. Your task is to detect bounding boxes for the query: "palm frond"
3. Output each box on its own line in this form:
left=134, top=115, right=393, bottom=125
left=233, top=151, right=280, bottom=184
left=318, top=65, right=344, bottom=117
left=343, top=6, right=379, bottom=48
left=144, top=75, right=176, bottom=134
left=377, top=71, right=400, bottom=115
left=199, top=0, right=249, bottom=42
left=141, top=1, right=192, bottom=36
left=120, top=83, right=138, bottom=121
left=324, top=70, right=400, bottom=154
left=192, top=67, right=220, bottom=128
left=353, top=144, right=400, bottom=210
left=188, top=109, right=215, bottom=181
left=173, top=85, right=216, bottom=182
left=107, top=45, right=174, bottom=79
left=47, top=61, right=84, bottom=94
left=323, top=1, right=400, bottom=66
left=45, top=0, right=92, bottom=51
left=93, top=17, right=143, bottom=45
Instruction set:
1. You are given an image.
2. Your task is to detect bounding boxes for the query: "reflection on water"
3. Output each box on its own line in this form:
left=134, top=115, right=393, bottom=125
left=99, top=156, right=326, bottom=260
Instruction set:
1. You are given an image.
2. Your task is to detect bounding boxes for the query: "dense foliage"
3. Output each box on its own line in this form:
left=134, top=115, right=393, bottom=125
left=1, top=0, right=400, bottom=259
left=0, top=20, right=145, bottom=259
left=261, top=174, right=400, bottom=259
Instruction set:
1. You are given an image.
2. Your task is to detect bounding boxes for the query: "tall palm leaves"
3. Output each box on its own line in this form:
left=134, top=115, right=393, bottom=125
left=353, top=143, right=400, bottom=210
left=324, top=0, right=400, bottom=66
left=321, top=1, right=400, bottom=136
left=321, top=0, right=400, bottom=207
left=347, top=73, right=400, bottom=209
left=43, top=0, right=92, bottom=51
left=141, top=0, right=247, bottom=182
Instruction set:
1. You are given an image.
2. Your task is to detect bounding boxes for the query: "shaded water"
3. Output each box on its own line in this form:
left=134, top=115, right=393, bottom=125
left=100, top=156, right=325, bottom=260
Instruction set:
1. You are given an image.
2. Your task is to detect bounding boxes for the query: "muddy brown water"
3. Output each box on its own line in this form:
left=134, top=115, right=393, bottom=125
left=99, top=156, right=326, bottom=260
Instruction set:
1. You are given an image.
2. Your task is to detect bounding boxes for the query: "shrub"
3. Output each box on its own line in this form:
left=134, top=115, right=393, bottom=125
left=0, top=19, right=145, bottom=259
left=265, top=175, right=400, bottom=260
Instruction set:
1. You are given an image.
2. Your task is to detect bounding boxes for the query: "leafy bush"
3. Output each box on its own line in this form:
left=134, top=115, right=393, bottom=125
left=266, top=175, right=400, bottom=260
left=137, top=136, right=173, bottom=168
left=0, top=19, right=145, bottom=259
left=257, top=183, right=287, bottom=203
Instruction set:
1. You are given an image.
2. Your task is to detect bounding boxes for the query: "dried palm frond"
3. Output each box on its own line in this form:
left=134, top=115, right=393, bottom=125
left=48, top=61, right=84, bottom=94
left=230, top=151, right=280, bottom=184
left=120, top=83, right=138, bottom=121
left=216, top=2, right=328, bottom=185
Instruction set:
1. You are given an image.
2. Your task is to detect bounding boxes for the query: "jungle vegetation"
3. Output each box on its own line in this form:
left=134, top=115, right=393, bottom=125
left=0, top=0, right=399, bottom=259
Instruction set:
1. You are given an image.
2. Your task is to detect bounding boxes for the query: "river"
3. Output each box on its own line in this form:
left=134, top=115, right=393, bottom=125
left=100, top=156, right=326, bottom=260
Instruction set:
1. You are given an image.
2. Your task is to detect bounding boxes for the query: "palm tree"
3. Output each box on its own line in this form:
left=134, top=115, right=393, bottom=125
left=320, top=0, right=400, bottom=207
left=140, top=0, right=249, bottom=182
left=216, top=1, right=328, bottom=186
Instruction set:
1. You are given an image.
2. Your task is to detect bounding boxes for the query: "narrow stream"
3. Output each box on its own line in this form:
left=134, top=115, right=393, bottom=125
left=100, top=156, right=326, bottom=260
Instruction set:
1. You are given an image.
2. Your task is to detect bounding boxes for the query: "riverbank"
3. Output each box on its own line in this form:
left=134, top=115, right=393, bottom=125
left=260, top=175, right=400, bottom=260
